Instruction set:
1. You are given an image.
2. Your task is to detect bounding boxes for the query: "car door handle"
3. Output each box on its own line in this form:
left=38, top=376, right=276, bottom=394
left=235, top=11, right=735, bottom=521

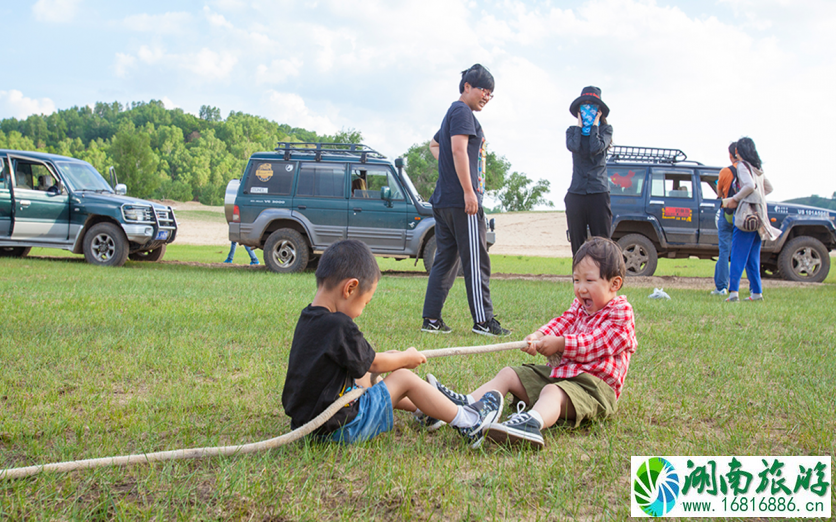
left=649, top=200, right=664, bottom=205
left=353, top=207, right=362, bottom=212
left=700, top=203, right=716, bottom=208
left=19, top=199, right=31, bottom=208
left=297, top=205, right=306, bottom=210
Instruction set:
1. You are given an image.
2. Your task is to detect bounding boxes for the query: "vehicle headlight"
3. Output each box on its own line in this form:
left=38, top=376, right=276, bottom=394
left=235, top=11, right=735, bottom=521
left=123, top=205, right=152, bottom=222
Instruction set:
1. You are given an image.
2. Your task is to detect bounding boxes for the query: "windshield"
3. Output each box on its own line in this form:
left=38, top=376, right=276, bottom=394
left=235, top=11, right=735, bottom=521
left=54, top=161, right=113, bottom=192
left=400, top=170, right=424, bottom=203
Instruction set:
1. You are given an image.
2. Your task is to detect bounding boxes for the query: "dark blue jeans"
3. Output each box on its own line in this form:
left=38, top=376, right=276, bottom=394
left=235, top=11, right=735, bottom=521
left=714, top=209, right=734, bottom=291
left=729, top=227, right=762, bottom=294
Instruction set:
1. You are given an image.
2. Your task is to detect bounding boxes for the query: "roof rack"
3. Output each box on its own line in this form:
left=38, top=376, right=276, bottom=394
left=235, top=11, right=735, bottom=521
left=607, top=146, right=688, bottom=164
left=274, top=142, right=386, bottom=163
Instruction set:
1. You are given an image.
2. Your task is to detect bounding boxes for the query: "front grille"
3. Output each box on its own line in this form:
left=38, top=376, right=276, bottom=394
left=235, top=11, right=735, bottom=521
left=156, top=209, right=177, bottom=229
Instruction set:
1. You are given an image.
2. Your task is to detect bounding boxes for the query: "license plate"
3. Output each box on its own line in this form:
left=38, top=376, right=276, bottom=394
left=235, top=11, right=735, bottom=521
left=155, top=230, right=169, bottom=240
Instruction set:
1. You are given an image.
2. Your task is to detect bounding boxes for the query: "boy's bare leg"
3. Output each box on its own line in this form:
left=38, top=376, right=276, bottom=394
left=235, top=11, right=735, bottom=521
left=360, top=372, right=416, bottom=410
left=470, top=367, right=530, bottom=404
left=383, top=369, right=458, bottom=422
left=531, top=384, right=576, bottom=428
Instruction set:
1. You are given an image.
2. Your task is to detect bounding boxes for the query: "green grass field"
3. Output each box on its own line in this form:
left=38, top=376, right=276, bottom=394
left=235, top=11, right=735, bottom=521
left=1, top=250, right=834, bottom=520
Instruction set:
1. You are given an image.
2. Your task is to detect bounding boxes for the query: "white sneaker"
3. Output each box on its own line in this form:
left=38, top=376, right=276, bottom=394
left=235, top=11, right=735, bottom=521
left=710, top=288, right=728, bottom=296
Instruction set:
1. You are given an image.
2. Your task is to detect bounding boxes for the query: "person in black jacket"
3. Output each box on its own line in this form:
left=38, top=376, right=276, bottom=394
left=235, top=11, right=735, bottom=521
left=565, top=86, right=614, bottom=256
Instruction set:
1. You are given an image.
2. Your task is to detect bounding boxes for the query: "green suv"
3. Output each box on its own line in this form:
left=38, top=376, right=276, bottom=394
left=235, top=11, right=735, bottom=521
left=0, top=149, right=177, bottom=266
left=226, top=142, right=495, bottom=273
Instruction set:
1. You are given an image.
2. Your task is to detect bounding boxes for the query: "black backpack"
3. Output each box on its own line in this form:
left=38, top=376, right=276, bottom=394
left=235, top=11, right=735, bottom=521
left=723, top=164, right=738, bottom=216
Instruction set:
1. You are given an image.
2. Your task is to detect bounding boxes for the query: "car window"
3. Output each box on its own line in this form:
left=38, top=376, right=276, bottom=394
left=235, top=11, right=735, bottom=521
left=650, top=170, right=693, bottom=199
left=351, top=166, right=404, bottom=200
left=608, top=167, right=645, bottom=196
left=700, top=174, right=719, bottom=200
left=296, top=163, right=346, bottom=198
left=13, top=161, right=56, bottom=191
left=0, top=158, right=7, bottom=190
left=245, top=160, right=294, bottom=195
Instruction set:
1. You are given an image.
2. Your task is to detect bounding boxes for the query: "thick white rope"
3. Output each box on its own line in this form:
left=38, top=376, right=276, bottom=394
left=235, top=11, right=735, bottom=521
left=0, top=340, right=527, bottom=480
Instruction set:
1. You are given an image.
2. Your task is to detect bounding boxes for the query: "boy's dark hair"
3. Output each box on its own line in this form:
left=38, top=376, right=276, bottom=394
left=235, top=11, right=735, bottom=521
left=573, top=237, right=626, bottom=281
left=315, top=239, right=381, bottom=292
left=459, top=64, right=495, bottom=94
left=728, top=141, right=737, bottom=156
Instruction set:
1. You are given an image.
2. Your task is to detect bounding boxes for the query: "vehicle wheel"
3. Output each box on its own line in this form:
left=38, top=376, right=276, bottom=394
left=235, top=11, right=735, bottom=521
left=618, top=234, right=658, bottom=276
left=264, top=229, right=309, bottom=273
left=777, top=236, right=830, bottom=283
left=128, top=244, right=167, bottom=262
left=760, top=264, right=781, bottom=279
left=83, top=222, right=129, bottom=267
left=0, top=246, right=31, bottom=257
left=422, top=235, right=463, bottom=276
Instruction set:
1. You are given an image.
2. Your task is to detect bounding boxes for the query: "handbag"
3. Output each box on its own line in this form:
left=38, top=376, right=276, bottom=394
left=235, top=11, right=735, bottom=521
left=733, top=187, right=763, bottom=232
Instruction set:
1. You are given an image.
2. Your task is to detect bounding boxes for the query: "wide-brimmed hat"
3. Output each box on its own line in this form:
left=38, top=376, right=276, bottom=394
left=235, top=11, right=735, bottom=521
left=569, top=86, right=610, bottom=117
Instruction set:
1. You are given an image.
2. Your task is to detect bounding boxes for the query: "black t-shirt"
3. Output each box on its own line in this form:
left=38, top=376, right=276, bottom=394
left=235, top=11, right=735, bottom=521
left=429, top=100, right=486, bottom=208
left=281, top=305, right=376, bottom=432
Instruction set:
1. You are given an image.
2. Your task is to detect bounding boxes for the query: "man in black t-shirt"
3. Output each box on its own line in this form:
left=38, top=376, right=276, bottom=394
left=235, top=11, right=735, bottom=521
left=421, top=64, right=510, bottom=337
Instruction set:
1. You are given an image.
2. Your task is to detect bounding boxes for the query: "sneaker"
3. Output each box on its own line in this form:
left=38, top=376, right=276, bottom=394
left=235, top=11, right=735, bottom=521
left=250, top=260, right=260, bottom=265
left=223, top=258, right=233, bottom=264
left=745, top=295, right=763, bottom=301
left=725, top=295, right=739, bottom=302
left=456, top=390, right=503, bottom=449
left=413, top=411, right=445, bottom=432
left=426, top=374, right=471, bottom=406
left=472, top=317, right=511, bottom=337
left=486, top=412, right=545, bottom=449
left=421, top=318, right=452, bottom=334
left=710, top=288, right=728, bottom=296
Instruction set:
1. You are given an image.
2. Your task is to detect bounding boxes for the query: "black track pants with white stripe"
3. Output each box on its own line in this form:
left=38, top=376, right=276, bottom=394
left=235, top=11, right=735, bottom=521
left=422, top=206, right=493, bottom=324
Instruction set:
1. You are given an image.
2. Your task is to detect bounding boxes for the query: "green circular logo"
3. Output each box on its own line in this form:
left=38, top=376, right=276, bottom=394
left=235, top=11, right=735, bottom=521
left=634, top=457, right=680, bottom=517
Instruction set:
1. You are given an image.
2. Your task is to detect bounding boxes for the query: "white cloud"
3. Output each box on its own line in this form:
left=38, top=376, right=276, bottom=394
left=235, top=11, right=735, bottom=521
left=264, top=91, right=338, bottom=136
left=185, top=49, right=238, bottom=80
left=114, top=53, right=136, bottom=78
left=0, top=90, right=56, bottom=119
left=203, top=6, right=233, bottom=28
left=123, top=12, right=192, bottom=33
left=161, top=97, right=178, bottom=110
left=32, top=0, right=80, bottom=23
left=256, top=58, right=303, bottom=85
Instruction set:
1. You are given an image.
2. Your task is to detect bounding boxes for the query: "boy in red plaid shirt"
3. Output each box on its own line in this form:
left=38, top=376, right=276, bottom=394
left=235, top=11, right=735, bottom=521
left=425, top=237, right=637, bottom=449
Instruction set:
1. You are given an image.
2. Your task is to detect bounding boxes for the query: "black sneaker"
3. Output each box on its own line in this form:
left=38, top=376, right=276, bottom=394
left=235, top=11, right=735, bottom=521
left=413, top=411, right=446, bottom=432
left=456, top=390, right=504, bottom=449
left=427, top=373, right=471, bottom=406
left=421, top=318, right=452, bottom=334
left=472, top=317, right=511, bottom=337
left=486, top=412, right=545, bottom=449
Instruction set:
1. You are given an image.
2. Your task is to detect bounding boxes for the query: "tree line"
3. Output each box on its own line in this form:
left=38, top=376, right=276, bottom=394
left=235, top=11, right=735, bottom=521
left=0, top=100, right=552, bottom=210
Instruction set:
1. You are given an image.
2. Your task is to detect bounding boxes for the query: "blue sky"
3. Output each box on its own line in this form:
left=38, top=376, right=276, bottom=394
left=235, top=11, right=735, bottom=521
left=2, top=0, right=835, bottom=205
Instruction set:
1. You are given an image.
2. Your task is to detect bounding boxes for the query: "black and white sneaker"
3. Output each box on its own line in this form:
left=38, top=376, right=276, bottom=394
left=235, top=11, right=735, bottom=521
left=486, top=412, right=545, bottom=449
left=413, top=411, right=446, bottom=432
left=421, top=318, right=452, bottom=334
left=427, top=373, right=471, bottom=406
left=456, top=390, right=504, bottom=449
left=472, top=317, right=511, bottom=337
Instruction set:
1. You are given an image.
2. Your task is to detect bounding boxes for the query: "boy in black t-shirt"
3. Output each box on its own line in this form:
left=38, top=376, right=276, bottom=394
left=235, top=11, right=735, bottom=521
left=281, top=239, right=503, bottom=447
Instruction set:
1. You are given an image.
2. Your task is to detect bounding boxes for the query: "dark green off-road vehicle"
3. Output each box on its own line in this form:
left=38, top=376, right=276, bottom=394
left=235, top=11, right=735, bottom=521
left=606, top=146, right=836, bottom=282
left=0, top=150, right=177, bottom=266
left=226, top=142, right=495, bottom=273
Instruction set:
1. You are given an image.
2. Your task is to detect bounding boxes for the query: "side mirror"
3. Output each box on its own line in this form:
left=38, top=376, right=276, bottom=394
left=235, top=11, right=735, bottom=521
left=115, top=183, right=127, bottom=196
left=394, top=157, right=405, bottom=169
left=380, top=186, right=392, bottom=201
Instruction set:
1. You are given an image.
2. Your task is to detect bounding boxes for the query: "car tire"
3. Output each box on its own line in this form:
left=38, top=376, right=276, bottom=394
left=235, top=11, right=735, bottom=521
left=83, top=222, right=129, bottom=267
left=128, top=244, right=167, bottom=262
left=264, top=229, right=309, bottom=273
left=0, top=246, right=31, bottom=258
left=618, top=234, right=658, bottom=277
left=777, top=236, right=830, bottom=283
left=422, top=235, right=463, bottom=276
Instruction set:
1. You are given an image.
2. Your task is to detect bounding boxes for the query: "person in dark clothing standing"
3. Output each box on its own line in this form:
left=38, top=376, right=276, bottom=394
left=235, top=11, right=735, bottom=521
left=421, top=64, right=510, bottom=337
left=565, top=86, right=614, bottom=256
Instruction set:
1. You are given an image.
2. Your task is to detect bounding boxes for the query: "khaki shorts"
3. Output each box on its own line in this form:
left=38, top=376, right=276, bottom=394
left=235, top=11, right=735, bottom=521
left=511, top=364, right=617, bottom=428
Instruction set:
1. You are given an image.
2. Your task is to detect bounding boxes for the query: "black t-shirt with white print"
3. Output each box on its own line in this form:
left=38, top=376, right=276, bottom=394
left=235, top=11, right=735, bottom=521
left=281, top=305, right=377, bottom=433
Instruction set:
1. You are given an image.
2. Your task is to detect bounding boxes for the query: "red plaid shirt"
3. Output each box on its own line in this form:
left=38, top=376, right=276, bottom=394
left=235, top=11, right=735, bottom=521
left=537, top=295, right=637, bottom=398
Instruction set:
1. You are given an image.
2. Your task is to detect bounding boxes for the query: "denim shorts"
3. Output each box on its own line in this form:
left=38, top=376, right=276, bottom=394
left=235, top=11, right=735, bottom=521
left=321, top=381, right=394, bottom=445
